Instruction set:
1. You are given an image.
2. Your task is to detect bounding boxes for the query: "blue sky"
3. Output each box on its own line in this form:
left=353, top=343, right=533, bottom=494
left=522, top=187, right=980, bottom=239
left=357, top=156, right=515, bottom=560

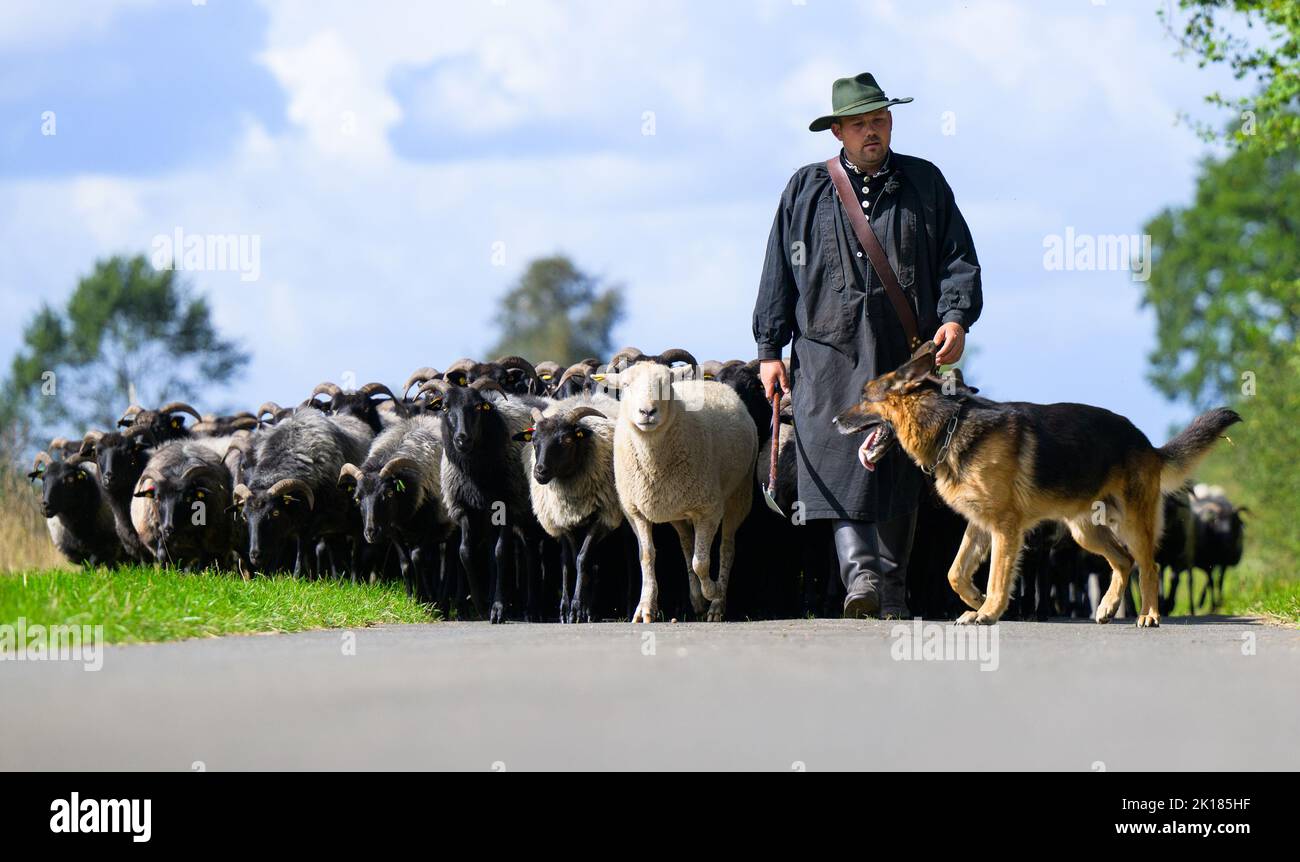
left=0, top=0, right=1246, bottom=440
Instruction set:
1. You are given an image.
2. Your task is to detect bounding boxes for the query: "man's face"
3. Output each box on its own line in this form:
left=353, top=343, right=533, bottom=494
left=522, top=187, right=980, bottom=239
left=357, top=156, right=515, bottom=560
left=833, top=109, right=892, bottom=168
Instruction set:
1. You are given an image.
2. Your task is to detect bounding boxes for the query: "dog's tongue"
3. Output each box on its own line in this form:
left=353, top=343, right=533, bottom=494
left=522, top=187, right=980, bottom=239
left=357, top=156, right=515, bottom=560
left=862, top=427, right=879, bottom=471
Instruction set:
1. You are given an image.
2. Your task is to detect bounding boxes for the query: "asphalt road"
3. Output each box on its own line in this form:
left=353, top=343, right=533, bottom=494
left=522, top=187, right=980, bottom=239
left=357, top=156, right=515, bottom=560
left=4, top=617, right=1298, bottom=771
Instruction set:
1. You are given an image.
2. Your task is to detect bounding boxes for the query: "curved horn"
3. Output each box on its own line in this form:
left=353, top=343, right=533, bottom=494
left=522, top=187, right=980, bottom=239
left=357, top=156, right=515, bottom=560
left=49, top=436, right=71, bottom=453
left=534, top=360, right=562, bottom=381
left=608, top=347, right=644, bottom=370
left=226, top=415, right=259, bottom=432
left=31, top=451, right=53, bottom=472
left=232, top=482, right=252, bottom=504
left=469, top=378, right=507, bottom=399
left=118, top=404, right=145, bottom=427
left=338, top=463, right=364, bottom=484
left=493, top=355, right=541, bottom=386
left=555, top=363, right=591, bottom=392
left=402, top=367, right=441, bottom=398
left=66, top=452, right=97, bottom=470
left=656, top=348, right=699, bottom=368
left=417, top=378, right=452, bottom=399
left=311, top=382, right=343, bottom=401
left=566, top=405, right=608, bottom=425
left=159, top=402, right=203, bottom=422
left=257, top=401, right=283, bottom=423
left=267, top=478, right=315, bottom=510
left=358, top=382, right=397, bottom=402
left=79, top=430, right=104, bottom=456
left=379, top=457, right=422, bottom=481
left=180, top=462, right=226, bottom=487
left=123, top=424, right=153, bottom=441
left=444, top=358, right=477, bottom=384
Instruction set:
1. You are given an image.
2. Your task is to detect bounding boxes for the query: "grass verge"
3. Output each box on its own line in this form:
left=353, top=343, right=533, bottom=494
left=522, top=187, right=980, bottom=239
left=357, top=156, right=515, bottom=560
left=0, top=566, right=436, bottom=644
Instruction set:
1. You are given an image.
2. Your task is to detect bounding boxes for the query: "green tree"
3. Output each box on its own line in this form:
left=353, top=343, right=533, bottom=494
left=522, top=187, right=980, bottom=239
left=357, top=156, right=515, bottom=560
left=1141, top=139, right=1300, bottom=565
left=487, top=255, right=624, bottom=365
left=1161, top=0, right=1300, bottom=151
left=1, top=255, right=250, bottom=447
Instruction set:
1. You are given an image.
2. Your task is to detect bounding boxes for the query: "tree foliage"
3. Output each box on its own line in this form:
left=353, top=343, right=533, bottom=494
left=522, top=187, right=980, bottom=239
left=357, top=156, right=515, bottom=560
left=487, top=255, right=624, bottom=365
left=1161, top=0, right=1300, bottom=151
left=1, top=255, right=249, bottom=446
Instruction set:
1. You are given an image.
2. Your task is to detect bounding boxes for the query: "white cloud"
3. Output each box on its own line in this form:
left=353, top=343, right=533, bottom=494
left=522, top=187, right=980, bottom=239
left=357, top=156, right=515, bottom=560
left=1, top=0, right=1226, bottom=439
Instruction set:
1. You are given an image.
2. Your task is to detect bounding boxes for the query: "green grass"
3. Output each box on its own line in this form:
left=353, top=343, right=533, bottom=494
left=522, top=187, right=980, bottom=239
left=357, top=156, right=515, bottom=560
left=0, top=566, right=436, bottom=644
left=1215, top=558, right=1300, bottom=626
left=1158, top=557, right=1300, bottom=626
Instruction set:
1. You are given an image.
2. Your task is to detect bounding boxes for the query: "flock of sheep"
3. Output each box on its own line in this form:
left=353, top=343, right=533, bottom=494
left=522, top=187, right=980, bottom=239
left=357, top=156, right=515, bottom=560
left=27, top=349, right=1247, bottom=622
left=29, top=350, right=768, bottom=623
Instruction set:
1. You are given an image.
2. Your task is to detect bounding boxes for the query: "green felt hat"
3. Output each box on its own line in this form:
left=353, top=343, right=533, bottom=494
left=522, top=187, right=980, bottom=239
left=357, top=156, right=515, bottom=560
left=809, top=72, right=912, bottom=132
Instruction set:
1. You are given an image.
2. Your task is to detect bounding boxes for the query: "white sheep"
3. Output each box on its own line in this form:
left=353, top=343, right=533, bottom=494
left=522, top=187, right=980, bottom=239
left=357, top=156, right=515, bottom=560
left=598, top=362, right=758, bottom=622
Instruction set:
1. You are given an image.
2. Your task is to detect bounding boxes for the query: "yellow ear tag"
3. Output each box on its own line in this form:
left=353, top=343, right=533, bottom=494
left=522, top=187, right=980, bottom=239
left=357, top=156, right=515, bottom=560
left=282, top=495, right=295, bottom=505
left=575, top=429, right=585, bottom=438
left=395, top=479, right=406, bottom=492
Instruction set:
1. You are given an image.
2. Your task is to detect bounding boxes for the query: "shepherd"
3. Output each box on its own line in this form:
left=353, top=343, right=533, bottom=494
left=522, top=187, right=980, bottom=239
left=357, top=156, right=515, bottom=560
left=752, top=72, right=983, bottom=619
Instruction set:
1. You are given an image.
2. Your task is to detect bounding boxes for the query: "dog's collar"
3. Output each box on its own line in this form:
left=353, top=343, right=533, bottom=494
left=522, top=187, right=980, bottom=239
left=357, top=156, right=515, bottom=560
left=921, top=400, right=965, bottom=476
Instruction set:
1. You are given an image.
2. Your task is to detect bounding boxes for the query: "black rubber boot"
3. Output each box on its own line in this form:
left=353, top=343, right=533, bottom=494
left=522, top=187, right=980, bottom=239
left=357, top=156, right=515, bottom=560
left=833, top=511, right=917, bottom=619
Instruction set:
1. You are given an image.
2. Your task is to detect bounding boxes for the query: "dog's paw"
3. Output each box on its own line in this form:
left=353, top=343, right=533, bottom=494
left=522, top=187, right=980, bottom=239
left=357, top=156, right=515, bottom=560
left=1095, top=598, right=1119, bottom=624
left=706, top=599, right=726, bottom=622
left=631, top=601, right=658, bottom=624
left=1136, top=613, right=1161, bottom=628
left=974, top=612, right=999, bottom=626
left=955, top=610, right=979, bottom=625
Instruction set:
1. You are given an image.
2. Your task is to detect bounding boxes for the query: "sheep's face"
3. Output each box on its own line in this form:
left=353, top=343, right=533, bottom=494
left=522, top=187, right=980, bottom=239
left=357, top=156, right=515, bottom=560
left=29, top=460, right=97, bottom=519
left=135, top=476, right=220, bottom=554
left=438, top=386, right=502, bottom=455
left=611, top=364, right=684, bottom=434
left=95, top=434, right=151, bottom=493
left=346, top=471, right=420, bottom=544
left=146, top=411, right=191, bottom=442
left=240, top=491, right=309, bottom=569
left=514, top=418, right=591, bottom=484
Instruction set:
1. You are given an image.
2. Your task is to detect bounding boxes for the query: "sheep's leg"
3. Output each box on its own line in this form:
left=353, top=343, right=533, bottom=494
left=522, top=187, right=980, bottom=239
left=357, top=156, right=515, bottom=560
left=573, top=523, right=608, bottom=624
left=690, top=512, right=723, bottom=604
left=709, top=491, right=750, bottom=623
left=628, top=512, right=659, bottom=623
left=458, top=516, right=486, bottom=619
left=520, top=530, right=542, bottom=623
left=621, top=524, right=639, bottom=620
left=559, top=534, right=575, bottom=623
left=435, top=540, right=453, bottom=617
left=393, top=541, right=415, bottom=598
left=491, top=524, right=513, bottom=624
left=671, top=520, right=706, bottom=617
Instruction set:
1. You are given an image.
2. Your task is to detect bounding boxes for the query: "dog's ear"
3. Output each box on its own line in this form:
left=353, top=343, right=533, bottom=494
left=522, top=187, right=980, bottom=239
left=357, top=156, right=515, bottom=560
left=893, top=345, right=937, bottom=392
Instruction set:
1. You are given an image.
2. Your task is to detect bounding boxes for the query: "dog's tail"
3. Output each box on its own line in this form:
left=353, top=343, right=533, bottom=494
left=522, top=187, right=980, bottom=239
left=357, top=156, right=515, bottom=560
left=1157, top=407, right=1241, bottom=492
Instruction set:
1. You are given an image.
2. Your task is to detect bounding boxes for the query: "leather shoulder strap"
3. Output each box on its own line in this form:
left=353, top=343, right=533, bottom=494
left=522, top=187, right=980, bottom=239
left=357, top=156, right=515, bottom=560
left=826, top=156, right=921, bottom=351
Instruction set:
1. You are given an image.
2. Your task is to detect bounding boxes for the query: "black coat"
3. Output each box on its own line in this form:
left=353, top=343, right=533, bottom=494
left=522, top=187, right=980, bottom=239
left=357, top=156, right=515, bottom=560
left=752, top=149, right=982, bottom=521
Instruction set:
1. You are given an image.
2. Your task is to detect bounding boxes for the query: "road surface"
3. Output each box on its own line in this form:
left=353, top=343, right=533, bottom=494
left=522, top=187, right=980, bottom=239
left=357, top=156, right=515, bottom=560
left=4, top=617, right=1297, bottom=770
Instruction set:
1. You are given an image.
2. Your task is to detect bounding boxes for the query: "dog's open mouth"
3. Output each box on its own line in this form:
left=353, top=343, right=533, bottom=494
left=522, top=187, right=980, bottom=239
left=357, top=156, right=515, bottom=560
left=859, top=422, right=896, bottom=471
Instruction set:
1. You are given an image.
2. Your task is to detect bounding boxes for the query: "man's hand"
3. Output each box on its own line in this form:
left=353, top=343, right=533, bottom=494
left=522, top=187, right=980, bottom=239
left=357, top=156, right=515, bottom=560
left=933, top=321, right=966, bottom=366
left=759, top=359, right=789, bottom=401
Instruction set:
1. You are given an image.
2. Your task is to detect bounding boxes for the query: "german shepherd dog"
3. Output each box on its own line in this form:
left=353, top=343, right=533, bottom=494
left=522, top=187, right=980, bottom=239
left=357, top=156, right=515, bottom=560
left=832, top=342, right=1241, bottom=627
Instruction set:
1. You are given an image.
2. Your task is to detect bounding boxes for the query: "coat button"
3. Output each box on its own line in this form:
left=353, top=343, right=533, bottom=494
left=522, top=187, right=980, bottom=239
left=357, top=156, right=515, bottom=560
left=861, top=201, right=869, bottom=209
left=856, top=251, right=863, bottom=258
left=861, top=186, right=870, bottom=194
